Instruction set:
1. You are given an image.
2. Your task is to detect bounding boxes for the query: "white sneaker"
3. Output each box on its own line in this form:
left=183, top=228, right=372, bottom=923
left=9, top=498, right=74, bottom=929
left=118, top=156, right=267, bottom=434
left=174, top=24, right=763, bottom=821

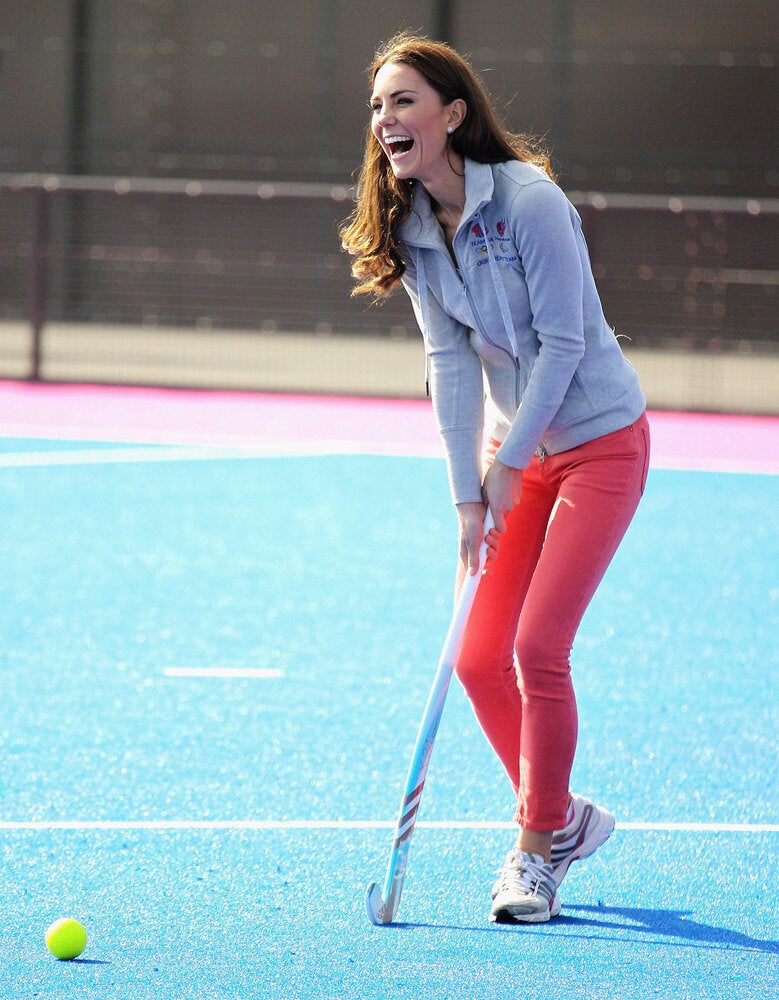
left=490, top=850, right=561, bottom=924
left=550, top=793, right=615, bottom=887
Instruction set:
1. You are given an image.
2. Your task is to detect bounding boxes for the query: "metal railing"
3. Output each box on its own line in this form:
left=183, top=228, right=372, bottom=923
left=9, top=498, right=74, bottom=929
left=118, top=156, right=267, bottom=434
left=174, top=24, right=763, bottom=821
left=1, top=172, right=777, bottom=384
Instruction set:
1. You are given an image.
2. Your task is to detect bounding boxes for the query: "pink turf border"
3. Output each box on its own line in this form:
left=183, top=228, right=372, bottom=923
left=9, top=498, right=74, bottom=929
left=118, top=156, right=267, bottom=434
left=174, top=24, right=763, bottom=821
left=0, top=380, right=776, bottom=474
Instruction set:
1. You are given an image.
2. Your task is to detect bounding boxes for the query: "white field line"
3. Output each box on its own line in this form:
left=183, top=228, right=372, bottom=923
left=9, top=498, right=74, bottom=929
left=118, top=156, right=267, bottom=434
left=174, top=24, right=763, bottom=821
left=648, top=456, right=779, bottom=476
left=0, top=444, right=775, bottom=475
left=0, top=820, right=776, bottom=833
left=163, top=667, right=284, bottom=679
left=0, top=442, right=447, bottom=467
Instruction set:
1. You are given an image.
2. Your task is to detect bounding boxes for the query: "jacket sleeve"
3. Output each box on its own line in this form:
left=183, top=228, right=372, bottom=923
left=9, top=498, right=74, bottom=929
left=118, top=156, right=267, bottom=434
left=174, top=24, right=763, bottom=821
left=401, top=257, right=485, bottom=504
left=495, top=179, right=586, bottom=470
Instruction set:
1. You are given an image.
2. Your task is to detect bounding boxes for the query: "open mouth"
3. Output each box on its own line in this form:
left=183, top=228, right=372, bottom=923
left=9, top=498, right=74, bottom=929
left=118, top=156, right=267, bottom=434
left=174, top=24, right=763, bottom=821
left=385, top=136, right=414, bottom=158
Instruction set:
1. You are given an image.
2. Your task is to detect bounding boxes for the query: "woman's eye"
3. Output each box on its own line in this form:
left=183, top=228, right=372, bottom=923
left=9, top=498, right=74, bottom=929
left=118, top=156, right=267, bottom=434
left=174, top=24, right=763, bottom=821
left=370, top=97, right=412, bottom=112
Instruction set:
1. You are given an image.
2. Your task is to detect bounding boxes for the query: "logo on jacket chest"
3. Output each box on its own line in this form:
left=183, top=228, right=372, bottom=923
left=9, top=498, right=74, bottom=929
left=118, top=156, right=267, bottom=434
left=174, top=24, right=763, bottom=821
left=469, top=218, right=518, bottom=266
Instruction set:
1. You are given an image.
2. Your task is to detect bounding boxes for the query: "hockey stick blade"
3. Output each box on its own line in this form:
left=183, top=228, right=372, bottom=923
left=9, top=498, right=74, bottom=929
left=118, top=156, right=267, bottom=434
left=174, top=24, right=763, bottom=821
left=365, top=881, right=390, bottom=925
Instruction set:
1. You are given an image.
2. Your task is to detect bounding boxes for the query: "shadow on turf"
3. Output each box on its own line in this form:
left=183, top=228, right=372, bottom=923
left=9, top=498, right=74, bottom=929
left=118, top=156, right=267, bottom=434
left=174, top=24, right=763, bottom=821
left=392, top=905, right=778, bottom=955
left=560, top=904, right=779, bottom=955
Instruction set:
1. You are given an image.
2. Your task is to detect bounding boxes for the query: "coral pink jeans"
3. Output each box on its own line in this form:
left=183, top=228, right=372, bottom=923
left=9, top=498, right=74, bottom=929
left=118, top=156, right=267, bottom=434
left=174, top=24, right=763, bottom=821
left=455, top=412, right=650, bottom=831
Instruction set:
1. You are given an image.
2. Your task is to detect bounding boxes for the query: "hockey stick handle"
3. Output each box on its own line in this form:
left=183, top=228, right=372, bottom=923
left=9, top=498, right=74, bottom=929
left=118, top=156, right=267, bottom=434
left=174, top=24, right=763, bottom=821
left=369, top=508, right=494, bottom=923
left=439, top=506, right=495, bottom=668
left=393, top=505, right=493, bottom=812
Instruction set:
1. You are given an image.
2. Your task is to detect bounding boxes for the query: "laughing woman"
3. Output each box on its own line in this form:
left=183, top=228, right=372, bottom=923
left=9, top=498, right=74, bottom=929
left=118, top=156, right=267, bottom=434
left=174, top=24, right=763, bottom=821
left=341, top=33, right=649, bottom=923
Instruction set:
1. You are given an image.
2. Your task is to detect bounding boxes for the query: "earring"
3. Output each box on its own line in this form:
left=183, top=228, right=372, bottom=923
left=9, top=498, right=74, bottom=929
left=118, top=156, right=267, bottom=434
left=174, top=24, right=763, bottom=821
left=447, top=126, right=453, bottom=134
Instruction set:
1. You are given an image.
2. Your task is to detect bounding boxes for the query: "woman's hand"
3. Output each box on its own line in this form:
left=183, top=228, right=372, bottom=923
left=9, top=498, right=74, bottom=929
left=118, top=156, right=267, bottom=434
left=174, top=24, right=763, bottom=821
left=482, top=458, right=523, bottom=533
left=455, top=460, right=522, bottom=584
left=455, top=502, right=501, bottom=579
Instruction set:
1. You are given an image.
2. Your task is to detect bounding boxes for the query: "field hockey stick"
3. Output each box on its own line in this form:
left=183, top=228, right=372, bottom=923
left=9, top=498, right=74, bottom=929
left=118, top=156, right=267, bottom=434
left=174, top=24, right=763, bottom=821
left=365, top=508, right=494, bottom=926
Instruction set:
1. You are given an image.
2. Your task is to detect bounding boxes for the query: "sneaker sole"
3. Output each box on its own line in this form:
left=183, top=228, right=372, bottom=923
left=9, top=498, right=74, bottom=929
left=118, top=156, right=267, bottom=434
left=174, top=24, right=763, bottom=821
left=552, top=806, right=615, bottom=888
left=490, top=895, right=562, bottom=924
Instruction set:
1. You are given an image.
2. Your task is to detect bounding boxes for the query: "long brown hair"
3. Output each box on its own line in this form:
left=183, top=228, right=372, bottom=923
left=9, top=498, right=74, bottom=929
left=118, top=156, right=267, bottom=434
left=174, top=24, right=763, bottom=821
left=340, top=33, right=553, bottom=298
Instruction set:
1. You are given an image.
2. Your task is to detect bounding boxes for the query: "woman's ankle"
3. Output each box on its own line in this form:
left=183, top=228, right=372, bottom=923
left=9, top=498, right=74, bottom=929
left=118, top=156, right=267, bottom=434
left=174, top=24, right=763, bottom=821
left=517, top=829, right=553, bottom=864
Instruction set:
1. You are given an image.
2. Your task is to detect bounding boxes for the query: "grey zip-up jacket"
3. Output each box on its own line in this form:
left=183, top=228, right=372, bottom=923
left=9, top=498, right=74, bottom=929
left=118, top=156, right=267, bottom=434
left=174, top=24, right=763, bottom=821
left=399, top=158, right=646, bottom=505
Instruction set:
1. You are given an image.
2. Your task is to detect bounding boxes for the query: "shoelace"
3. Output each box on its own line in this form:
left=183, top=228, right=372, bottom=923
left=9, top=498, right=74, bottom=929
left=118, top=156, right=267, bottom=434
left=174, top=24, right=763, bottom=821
left=497, top=852, right=553, bottom=897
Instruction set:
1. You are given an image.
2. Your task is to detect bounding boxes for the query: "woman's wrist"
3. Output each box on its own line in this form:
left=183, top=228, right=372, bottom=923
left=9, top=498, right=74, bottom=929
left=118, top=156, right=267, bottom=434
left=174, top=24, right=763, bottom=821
left=456, top=500, right=486, bottom=522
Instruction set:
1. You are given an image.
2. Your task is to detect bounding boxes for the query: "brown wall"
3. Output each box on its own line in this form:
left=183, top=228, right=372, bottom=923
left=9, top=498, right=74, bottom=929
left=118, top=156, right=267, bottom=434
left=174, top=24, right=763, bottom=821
left=0, top=2, right=776, bottom=349
left=2, top=1, right=776, bottom=194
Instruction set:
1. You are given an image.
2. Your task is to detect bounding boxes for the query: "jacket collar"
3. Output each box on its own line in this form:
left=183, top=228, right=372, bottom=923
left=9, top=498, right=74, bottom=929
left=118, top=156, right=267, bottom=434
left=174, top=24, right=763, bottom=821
left=398, top=158, right=496, bottom=248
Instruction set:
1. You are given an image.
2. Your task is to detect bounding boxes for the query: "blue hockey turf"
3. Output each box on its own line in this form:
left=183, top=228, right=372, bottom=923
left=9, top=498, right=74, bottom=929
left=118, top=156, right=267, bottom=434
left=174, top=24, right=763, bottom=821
left=1, top=431, right=777, bottom=999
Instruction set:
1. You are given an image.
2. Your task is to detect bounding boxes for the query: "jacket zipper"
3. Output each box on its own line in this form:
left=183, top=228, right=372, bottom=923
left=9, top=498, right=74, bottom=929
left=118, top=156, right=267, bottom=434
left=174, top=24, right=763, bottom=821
left=416, top=222, right=519, bottom=392
left=445, top=238, right=515, bottom=362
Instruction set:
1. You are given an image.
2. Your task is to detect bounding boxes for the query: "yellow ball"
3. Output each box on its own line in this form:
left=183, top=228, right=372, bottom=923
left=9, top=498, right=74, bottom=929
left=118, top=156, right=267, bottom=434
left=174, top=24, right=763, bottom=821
left=45, top=918, right=87, bottom=960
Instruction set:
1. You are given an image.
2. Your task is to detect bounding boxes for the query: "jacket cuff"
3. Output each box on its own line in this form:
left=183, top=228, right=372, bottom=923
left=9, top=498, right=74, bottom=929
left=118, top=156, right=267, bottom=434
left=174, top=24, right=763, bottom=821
left=494, top=427, right=536, bottom=470
left=441, top=427, right=484, bottom=505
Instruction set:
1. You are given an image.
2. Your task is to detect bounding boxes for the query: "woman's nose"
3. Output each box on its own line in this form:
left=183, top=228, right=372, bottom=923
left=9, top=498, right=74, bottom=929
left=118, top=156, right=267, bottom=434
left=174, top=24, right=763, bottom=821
left=376, top=106, right=395, bottom=127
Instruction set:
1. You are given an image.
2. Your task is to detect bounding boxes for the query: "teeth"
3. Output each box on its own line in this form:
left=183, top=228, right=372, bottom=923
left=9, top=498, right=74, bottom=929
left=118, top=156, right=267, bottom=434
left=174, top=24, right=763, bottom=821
left=386, top=136, right=412, bottom=144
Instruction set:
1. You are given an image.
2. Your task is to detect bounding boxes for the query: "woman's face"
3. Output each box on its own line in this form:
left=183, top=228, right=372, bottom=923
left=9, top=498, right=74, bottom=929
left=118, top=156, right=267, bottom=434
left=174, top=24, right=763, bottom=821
left=370, top=61, right=463, bottom=184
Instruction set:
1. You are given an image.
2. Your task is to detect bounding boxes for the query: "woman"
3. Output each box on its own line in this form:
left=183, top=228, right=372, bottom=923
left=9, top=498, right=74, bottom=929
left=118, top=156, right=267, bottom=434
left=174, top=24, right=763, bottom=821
left=341, top=33, right=649, bottom=924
